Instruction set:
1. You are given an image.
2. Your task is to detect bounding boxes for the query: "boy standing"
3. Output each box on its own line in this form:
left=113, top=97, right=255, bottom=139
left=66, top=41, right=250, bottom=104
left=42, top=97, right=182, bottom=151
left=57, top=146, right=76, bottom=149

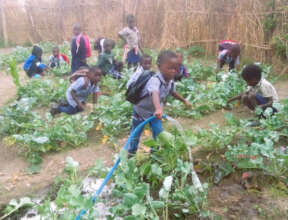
left=118, top=14, right=143, bottom=69
left=71, top=24, right=87, bottom=73
left=128, top=50, right=191, bottom=156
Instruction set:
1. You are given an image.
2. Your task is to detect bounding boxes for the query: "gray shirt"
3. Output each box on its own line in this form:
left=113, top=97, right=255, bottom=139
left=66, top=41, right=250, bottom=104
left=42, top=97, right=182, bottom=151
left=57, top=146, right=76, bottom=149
left=66, top=77, right=100, bottom=108
left=134, top=72, right=175, bottom=119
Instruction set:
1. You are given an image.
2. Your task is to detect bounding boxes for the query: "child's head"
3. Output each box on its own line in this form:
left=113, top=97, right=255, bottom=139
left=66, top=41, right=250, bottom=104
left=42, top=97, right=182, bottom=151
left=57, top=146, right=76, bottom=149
left=87, top=66, right=102, bottom=83
left=127, top=14, right=136, bottom=29
left=242, top=64, right=262, bottom=86
left=229, top=44, right=240, bottom=60
left=157, top=50, right=178, bottom=80
left=103, top=39, right=115, bottom=53
left=52, top=46, right=60, bottom=57
left=175, top=51, right=183, bottom=64
left=140, top=55, right=152, bottom=70
left=73, top=24, right=81, bottom=36
left=32, top=45, right=43, bottom=58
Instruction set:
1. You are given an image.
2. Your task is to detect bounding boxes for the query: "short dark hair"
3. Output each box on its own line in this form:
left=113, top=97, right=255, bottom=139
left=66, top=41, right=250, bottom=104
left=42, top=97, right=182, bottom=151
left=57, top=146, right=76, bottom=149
left=104, top=39, right=115, bottom=49
left=157, top=50, right=177, bottom=65
left=230, top=44, right=240, bottom=55
left=127, top=14, right=136, bottom=23
left=242, top=64, right=262, bottom=81
left=140, top=54, right=152, bottom=62
left=89, top=66, right=102, bottom=75
left=32, top=45, right=43, bottom=57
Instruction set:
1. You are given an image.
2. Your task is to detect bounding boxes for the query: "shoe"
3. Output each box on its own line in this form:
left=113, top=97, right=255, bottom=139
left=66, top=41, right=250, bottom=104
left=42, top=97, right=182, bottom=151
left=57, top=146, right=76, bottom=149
left=50, top=103, right=59, bottom=116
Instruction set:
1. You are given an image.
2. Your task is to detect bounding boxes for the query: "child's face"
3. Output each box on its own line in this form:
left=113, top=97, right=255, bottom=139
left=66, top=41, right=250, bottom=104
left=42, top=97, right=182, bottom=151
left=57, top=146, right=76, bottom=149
left=158, top=57, right=178, bottom=80
left=104, top=44, right=113, bottom=53
left=73, top=27, right=81, bottom=36
left=176, top=53, right=183, bottom=63
left=128, top=20, right=136, bottom=29
left=89, top=71, right=102, bottom=83
left=245, top=78, right=260, bottom=87
left=36, top=51, right=42, bottom=59
left=52, top=48, right=59, bottom=57
left=141, top=58, right=152, bottom=70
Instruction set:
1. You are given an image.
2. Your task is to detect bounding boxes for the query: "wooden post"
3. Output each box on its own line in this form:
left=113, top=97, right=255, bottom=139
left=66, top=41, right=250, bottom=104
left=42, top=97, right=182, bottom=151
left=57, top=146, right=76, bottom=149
left=0, top=0, right=8, bottom=46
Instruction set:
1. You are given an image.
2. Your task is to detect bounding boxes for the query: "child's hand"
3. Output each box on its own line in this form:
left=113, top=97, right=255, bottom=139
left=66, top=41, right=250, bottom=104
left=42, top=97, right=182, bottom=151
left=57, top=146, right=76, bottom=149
left=78, top=103, right=85, bottom=110
left=154, top=108, right=163, bottom=120
left=184, top=101, right=191, bottom=109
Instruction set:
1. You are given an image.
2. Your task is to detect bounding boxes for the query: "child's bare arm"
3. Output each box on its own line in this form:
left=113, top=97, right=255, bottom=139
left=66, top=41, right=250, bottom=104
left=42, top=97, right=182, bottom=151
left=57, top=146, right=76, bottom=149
left=227, top=94, right=242, bottom=104
left=93, top=92, right=100, bottom=104
left=152, top=91, right=163, bottom=119
left=118, top=33, right=126, bottom=43
left=172, top=91, right=191, bottom=108
left=71, top=90, right=85, bottom=110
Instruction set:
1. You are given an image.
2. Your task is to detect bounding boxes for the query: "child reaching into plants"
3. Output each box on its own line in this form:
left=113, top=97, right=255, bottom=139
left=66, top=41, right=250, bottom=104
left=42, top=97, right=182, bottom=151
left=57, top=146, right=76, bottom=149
left=97, top=39, right=123, bottom=79
left=50, top=66, right=101, bottom=115
left=128, top=50, right=191, bottom=156
left=23, top=45, right=48, bottom=78
left=217, top=40, right=241, bottom=72
left=226, top=64, right=279, bottom=115
left=118, top=14, right=144, bottom=69
left=174, top=51, right=189, bottom=81
left=126, top=54, right=153, bottom=89
left=49, top=46, right=69, bottom=68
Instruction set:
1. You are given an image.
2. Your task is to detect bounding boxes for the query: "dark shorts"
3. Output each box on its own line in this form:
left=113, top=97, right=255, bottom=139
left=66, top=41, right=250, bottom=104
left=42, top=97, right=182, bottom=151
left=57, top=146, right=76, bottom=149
left=127, top=49, right=141, bottom=65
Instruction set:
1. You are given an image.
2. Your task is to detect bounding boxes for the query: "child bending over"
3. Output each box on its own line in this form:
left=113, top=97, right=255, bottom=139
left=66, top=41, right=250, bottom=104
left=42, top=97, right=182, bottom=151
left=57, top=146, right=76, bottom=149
left=118, top=14, right=144, bottom=69
left=49, top=46, right=69, bottom=68
left=51, top=66, right=101, bottom=115
left=128, top=50, right=191, bottom=156
left=97, top=39, right=123, bottom=79
left=23, top=45, right=48, bottom=78
left=174, top=51, right=189, bottom=81
left=227, top=64, right=278, bottom=115
left=217, top=40, right=241, bottom=72
left=126, top=54, right=153, bottom=89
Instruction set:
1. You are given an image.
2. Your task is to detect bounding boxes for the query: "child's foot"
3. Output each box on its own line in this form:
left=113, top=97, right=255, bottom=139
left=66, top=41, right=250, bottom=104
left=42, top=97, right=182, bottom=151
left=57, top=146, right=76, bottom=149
left=128, top=152, right=135, bottom=159
left=50, top=103, right=59, bottom=116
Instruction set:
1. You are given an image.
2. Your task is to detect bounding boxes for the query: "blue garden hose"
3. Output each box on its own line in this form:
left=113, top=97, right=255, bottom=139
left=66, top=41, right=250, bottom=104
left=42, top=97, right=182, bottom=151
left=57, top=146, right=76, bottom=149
left=74, top=115, right=166, bottom=220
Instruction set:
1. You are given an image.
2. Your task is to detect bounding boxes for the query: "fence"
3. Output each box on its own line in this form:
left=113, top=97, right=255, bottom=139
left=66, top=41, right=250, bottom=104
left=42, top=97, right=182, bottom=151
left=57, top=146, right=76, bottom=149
left=0, top=0, right=287, bottom=62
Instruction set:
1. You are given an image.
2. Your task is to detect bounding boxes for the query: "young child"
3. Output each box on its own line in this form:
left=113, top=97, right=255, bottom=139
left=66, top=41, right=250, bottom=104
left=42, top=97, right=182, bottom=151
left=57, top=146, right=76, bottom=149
left=227, top=64, right=278, bottom=114
left=49, top=46, right=69, bottom=68
left=71, top=24, right=88, bottom=73
left=23, top=45, right=47, bottom=78
left=126, top=54, right=153, bottom=89
left=128, top=50, right=191, bottom=156
left=174, top=51, right=189, bottom=81
left=217, top=40, right=241, bottom=72
left=97, top=39, right=123, bottom=79
left=94, top=37, right=106, bottom=55
left=118, top=14, right=143, bottom=69
left=51, top=66, right=101, bottom=115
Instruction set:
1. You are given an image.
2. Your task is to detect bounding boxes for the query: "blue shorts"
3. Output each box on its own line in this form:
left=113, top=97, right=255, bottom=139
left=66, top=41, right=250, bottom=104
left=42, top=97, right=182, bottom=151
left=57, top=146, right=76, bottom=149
left=126, top=49, right=141, bottom=65
left=256, top=94, right=268, bottom=105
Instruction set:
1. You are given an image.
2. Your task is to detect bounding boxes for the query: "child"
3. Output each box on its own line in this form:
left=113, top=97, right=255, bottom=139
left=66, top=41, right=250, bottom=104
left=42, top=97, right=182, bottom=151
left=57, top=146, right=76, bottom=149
left=51, top=66, right=101, bottom=115
left=217, top=40, right=240, bottom=71
left=118, top=14, right=143, bottom=69
left=49, top=46, right=69, bottom=68
left=174, top=51, right=189, bottom=81
left=23, top=45, right=47, bottom=78
left=71, top=24, right=88, bottom=73
left=97, top=39, right=123, bottom=79
left=94, top=37, right=106, bottom=55
left=126, top=54, right=153, bottom=89
left=128, top=50, right=191, bottom=156
left=227, top=64, right=278, bottom=114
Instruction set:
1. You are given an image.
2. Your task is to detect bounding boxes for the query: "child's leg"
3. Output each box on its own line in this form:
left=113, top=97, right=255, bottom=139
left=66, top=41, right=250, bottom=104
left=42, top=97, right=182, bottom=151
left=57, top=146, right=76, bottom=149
left=58, top=104, right=80, bottom=115
left=128, top=111, right=145, bottom=154
left=149, top=119, right=163, bottom=152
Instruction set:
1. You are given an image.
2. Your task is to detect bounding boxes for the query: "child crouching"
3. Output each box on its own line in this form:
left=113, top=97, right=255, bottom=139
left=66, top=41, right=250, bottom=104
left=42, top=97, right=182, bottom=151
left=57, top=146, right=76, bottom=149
left=128, top=50, right=191, bottom=156
left=97, top=39, right=123, bottom=79
left=51, top=66, right=101, bottom=115
left=227, top=64, right=279, bottom=117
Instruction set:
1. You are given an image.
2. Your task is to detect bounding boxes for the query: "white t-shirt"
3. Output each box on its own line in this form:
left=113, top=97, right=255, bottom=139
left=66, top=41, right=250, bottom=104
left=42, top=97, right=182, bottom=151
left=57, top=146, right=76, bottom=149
left=247, top=78, right=279, bottom=103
